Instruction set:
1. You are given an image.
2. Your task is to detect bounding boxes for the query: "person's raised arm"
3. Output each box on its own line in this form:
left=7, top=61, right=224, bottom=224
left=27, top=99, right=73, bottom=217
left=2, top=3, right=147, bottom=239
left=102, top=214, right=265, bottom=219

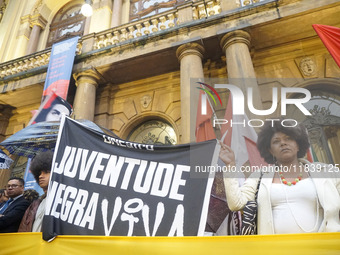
left=219, top=142, right=259, bottom=211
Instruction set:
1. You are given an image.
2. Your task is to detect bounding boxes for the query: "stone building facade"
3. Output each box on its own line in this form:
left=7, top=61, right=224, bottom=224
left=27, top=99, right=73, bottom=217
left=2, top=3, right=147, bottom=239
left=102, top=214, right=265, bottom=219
left=0, top=0, right=339, bottom=188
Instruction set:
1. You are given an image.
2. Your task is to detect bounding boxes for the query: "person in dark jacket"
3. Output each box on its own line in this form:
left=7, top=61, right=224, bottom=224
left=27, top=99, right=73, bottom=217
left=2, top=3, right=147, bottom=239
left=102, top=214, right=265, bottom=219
left=0, top=177, right=30, bottom=233
left=18, top=151, right=53, bottom=232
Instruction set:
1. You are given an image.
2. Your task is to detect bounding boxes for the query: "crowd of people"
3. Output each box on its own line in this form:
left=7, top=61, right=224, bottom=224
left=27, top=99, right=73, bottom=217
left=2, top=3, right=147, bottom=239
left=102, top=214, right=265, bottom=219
left=0, top=93, right=70, bottom=233
left=0, top=151, right=52, bottom=233
left=0, top=120, right=339, bottom=235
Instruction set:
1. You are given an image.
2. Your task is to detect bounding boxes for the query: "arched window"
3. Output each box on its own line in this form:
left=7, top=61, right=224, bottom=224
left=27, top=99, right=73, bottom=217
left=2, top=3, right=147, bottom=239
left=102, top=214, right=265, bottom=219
left=46, top=2, right=85, bottom=47
left=287, top=89, right=340, bottom=164
left=130, top=0, right=183, bottom=21
left=127, top=119, right=177, bottom=145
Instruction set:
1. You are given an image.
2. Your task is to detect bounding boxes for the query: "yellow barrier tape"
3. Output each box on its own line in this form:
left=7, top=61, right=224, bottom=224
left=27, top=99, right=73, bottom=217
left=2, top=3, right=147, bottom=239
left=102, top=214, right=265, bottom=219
left=1, top=232, right=340, bottom=255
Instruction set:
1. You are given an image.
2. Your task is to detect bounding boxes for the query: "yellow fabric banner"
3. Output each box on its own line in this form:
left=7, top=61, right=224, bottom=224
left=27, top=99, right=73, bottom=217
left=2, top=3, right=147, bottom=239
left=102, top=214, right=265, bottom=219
left=1, top=232, right=340, bottom=255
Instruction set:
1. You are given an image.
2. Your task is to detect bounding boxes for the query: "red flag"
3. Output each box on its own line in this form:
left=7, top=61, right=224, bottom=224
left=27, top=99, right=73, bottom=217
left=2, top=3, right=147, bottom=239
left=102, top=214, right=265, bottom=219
left=306, top=146, right=318, bottom=163
left=305, top=128, right=318, bottom=163
left=244, top=136, right=268, bottom=167
left=220, top=93, right=258, bottom=169
left=313, top=24, right=340, bottom=68
left=306, top=148, right=314, bottom=163
left=195, top=89, right=216, bottom=142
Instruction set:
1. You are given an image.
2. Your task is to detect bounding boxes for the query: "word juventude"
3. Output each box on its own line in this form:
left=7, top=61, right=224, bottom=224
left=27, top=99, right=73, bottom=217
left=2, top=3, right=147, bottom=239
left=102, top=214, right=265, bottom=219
left=53, top=146, right=190, bottom=201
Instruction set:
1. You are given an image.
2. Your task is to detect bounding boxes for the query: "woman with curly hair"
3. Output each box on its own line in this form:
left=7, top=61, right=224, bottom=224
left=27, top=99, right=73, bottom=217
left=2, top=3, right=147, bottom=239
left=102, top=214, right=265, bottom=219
left=0, top=189, right=9, bottom=206
left=18, top=150, right=53, bottom=232
left=22, top=189, right=39, bottom=203
left=219, top=119, right=340, bottom=234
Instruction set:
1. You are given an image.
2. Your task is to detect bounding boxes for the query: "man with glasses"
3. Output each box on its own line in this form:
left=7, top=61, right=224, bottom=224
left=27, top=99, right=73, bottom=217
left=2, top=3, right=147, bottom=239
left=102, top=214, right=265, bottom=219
left=0, top=177, right=30, bottom=232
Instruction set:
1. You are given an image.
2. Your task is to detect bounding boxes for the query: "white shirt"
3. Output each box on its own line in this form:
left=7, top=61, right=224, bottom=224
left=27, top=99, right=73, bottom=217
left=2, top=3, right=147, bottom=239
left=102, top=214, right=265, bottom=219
left=270, top=178, right=323, bottom=234
left=32, top=198, right=46, bottom=232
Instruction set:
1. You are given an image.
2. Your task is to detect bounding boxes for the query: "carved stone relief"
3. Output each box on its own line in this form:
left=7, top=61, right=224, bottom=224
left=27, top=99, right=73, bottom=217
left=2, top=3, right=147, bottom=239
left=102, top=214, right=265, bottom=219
left=297, top=56, right=317, bottom=77
left=140, top=95, right=152, bottom=109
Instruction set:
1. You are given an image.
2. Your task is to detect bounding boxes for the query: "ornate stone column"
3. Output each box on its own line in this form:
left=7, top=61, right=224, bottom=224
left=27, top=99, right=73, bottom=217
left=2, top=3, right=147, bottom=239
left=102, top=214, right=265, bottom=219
left=26, top=14, right=47, bottom=55
left=73, top=69, right=101, bottom=121
left=89, top=0, right=112, bottom=33
left=176, top=43, right=205, bottom=143
left=0, top=0, right=7, bottom=23
left=111, top=0, right=123, bottom=27
left=220, top=30, right=262, bottom=119
left=176, top=2, right=194, bottom=24
left=0, top=106, right=12, bottom=142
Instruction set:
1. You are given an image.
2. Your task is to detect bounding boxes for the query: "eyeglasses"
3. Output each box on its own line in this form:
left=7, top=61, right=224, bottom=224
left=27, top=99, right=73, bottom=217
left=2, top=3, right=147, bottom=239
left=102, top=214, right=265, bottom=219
left=5, top=184, right=22, bottom=189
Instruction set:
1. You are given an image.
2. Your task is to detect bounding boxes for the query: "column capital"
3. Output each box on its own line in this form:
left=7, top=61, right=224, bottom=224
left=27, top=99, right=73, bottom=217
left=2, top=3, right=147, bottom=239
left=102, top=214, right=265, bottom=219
left=220, top=30, right=251, bottom=52
left=30, top=14, right=47, bottom=29
left=176, top=42, right=205, bottom=62
left=21, top=14, right=30, bottom=24
left=73, top=69, right=103, bottom=88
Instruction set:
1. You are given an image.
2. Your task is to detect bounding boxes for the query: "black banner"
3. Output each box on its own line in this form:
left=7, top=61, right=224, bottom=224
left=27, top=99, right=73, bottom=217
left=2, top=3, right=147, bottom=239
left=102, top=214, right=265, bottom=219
left=42, top=117, right=218, bottom=240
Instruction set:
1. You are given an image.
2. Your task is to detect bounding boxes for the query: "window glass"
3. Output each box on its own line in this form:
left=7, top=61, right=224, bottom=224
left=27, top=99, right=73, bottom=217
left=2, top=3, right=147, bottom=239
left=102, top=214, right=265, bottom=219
left=287, top=89, right=340, bottom=164
left=47, top=3, right=85, bottom=47
left=130, top=0, right=181, bottom=21
left=127, top=120, right=177, bottom=145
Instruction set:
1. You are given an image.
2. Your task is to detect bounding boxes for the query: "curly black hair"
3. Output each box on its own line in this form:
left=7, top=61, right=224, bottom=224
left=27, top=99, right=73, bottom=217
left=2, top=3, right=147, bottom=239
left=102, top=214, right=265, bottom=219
left=23, top=189, right=40, bottom=202
left=8, top=177, right=25, bottom=186
left=256, top=119, right=310, bottom=164
left=30, top=150, right=54, bottom=183
left=0, top=189, right=7, bottom=199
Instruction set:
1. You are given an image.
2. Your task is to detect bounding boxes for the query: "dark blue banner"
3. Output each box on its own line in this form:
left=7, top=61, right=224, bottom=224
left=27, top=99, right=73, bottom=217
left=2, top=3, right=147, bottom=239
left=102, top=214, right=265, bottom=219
left=23, top=158, right=44, bottom=195
left=43, top=37, right=79, bottom=100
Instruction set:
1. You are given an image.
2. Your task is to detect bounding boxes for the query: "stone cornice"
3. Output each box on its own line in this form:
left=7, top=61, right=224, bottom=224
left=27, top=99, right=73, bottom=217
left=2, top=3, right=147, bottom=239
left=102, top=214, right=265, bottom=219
left=20, top=14, right=30, bottom=24
left=1, top=0, right=338, bottom=85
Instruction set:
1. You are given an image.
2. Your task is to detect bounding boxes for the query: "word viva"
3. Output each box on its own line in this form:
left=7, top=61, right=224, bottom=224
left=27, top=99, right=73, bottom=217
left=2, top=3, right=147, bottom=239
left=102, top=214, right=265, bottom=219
left=200, top=84, right=311, bottom=116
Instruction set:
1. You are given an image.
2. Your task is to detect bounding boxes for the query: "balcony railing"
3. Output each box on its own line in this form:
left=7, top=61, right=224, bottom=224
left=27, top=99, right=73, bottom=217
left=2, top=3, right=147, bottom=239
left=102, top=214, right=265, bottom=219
left=0, top=51, right=51, bottom=79
left=0, top=0, right=273, bottom=81
left=91, top=0, right=221, bottom=51
left=0, top=0, right=220, bottom=80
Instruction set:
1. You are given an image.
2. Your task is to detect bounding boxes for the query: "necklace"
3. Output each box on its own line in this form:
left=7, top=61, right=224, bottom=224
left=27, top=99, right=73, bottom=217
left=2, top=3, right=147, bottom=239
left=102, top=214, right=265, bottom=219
left=280, top=175, right=320, bottom=233
left=279, top=171, right=302, bottom=186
